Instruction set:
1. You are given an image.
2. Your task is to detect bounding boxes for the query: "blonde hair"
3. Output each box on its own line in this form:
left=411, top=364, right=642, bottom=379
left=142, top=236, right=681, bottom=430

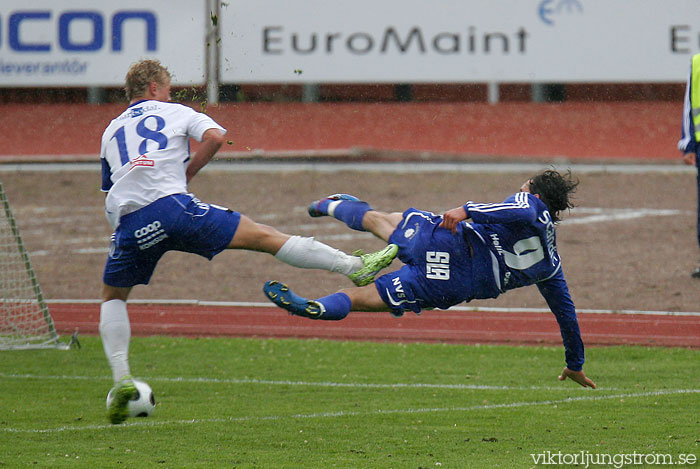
left=124, top=59, right=171, bottom=101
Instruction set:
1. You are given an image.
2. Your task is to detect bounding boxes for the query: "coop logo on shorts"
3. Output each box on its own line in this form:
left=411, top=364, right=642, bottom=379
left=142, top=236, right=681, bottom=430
left=135, top=220, right=168, bottom=250
left=135, top=221, right=162, bottom=238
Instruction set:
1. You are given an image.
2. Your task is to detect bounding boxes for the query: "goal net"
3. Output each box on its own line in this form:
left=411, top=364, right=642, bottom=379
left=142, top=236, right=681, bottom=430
left=0, top=182, right=65, bottom=350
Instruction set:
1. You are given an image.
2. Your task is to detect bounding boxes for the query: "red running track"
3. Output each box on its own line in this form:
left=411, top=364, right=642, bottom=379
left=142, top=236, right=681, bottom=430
left=48, top=303, right=700, bottom=348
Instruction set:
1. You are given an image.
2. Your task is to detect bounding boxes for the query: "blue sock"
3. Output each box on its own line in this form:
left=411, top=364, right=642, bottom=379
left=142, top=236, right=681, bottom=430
left=317, top=292, right=352, bottom=320
left=331, top=201, right=371, bottom=231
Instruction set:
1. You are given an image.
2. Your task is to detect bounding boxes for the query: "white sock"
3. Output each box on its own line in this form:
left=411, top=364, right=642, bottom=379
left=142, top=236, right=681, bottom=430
left=99, top=299, right=131, bottom=384
left=327, top=200, right=343, bottom=217
left=275, top=235, right=362, bottom=275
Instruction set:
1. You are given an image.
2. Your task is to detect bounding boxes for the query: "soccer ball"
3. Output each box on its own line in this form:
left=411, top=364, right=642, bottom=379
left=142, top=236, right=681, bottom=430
left=106, top=379, right=156, bottom=418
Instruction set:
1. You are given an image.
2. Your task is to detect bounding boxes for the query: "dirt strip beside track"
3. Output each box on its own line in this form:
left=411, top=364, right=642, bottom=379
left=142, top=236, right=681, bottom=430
left=48, top=303, right=700, bottom=348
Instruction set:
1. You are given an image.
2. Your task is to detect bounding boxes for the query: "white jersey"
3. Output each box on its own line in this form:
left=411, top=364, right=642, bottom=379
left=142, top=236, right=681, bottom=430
left=100, top=100, right=226, bottom=229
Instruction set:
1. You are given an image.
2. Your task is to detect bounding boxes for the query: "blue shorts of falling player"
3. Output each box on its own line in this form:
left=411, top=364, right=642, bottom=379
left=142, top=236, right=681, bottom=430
left=374, top=208, right=501, bottom=317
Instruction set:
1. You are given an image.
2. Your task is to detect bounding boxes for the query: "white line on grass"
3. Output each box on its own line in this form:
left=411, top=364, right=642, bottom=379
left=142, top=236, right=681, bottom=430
left=3, top=388, right=698, bottom=434
left=0, top=372, right=599, bottom=392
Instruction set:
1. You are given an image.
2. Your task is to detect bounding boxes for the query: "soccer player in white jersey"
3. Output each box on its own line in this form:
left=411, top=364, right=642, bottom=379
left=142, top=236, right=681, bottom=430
left=99, top=60, right=397, bottom=424
left=264, top=170, right=596, bottom=389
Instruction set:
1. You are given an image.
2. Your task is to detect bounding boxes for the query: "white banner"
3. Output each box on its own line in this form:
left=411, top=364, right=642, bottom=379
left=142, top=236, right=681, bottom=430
left=220, top=0, right=700, bottom=83
left=0, top=0, right=208, bottom=86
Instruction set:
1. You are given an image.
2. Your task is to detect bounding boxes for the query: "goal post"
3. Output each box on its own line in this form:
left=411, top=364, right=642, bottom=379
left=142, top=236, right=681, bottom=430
left=0, top=181, right=67, bottom=350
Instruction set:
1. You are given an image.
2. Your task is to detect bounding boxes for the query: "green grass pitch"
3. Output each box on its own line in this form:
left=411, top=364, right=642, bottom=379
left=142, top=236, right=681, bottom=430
left=1, top=336, right=698, bottom=467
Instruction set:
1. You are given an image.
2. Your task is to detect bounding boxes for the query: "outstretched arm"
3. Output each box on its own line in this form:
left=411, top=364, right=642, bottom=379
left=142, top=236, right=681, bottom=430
left=537, top=271, right=596, bottom=388
left=186, top=128, right=226, bottom=183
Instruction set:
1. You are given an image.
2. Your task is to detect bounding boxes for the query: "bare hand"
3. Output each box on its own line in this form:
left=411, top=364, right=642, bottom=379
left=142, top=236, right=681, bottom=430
left=439, top=206, right=468, bottom=234
left=683, top=153, right=696, bottom=166
left=558, top=367, right=596, bottom=389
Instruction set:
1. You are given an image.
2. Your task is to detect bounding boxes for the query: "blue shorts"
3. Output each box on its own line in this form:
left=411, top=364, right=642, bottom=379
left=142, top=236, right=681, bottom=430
left=103, top=193, right=240, bottom=288
left=374, top=208, right=476, bottom=316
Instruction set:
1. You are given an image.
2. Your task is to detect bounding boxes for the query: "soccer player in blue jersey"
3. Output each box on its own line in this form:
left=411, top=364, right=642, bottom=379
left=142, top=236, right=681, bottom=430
left=99, top=60, right=397, bottom=424
left=264, top=170, right=596, bottom=389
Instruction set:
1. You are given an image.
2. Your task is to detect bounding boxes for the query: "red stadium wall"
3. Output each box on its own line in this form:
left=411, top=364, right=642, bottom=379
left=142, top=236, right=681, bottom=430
left=0, top=101, right=684, bottom=161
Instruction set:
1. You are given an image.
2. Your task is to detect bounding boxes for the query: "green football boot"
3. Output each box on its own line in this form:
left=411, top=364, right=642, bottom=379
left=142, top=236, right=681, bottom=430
left=107, top=375, right=137, bottom=425
left=348, top=243, right=398, bottom=287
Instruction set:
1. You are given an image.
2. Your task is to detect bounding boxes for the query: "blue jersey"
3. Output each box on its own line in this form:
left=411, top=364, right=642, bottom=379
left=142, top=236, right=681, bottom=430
left=466, top=192, right=584, bottom=370
left=466, top=192, right=562, bottom=293
left=376, top=192, right=584, bottom=370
